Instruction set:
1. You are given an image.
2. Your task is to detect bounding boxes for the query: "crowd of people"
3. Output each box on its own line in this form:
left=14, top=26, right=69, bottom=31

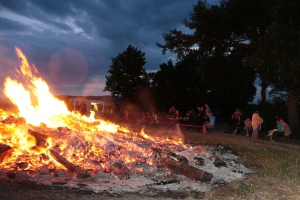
left=224, top=107, right=292, bottom=142
left=163, top=104, right=216, bottom=134
left=66, top=99, right=292, bottom=141
left=68, top=100, right=87, bottom=116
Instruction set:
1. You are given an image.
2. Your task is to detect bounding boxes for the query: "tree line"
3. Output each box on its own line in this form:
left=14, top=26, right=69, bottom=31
left=104, top=0, right=300, bottom=134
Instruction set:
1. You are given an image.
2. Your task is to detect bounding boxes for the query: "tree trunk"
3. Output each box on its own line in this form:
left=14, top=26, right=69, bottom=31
left=260, top=80, right=267, bottom=129
left=287, top=90, right=300, bottom=133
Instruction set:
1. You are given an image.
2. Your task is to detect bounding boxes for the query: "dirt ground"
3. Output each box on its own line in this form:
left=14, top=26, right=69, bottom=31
left=0, top=179, right=202, bottom=200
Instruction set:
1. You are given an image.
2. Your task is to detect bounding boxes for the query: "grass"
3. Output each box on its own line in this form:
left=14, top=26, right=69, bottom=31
left=140, top=124, right=300, bottom=200
left=182, top=129, right=300, bottom=200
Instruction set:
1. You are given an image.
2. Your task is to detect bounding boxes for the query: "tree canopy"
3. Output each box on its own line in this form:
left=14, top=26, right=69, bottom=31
left=105, top=45, right=149, bottom=104
left=156, top=0, right=257, bottom=117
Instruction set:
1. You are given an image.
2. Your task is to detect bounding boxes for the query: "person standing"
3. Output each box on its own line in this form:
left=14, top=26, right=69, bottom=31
left=251, top=111, right=263, bottom=139
left=234, top=115, right=242, bottom=134
left=68, top=99, right=74, bottom=112
left=204, top=104, right=211, bottom=123
left=75, top=101, right=81, bottom=112
left=204, top=104, right=211, bottom=115
left=80, top=101, right=87, bottom=116
left=233, top=107, right=242, bottom=119
left=244, top=117, right=252, bottom=137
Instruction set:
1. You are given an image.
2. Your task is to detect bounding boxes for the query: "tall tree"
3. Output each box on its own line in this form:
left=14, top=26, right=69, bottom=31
left=225, top=0, right=273, bottom=128
left=105, top=45, right=149, bottom=104
left=151, top=53, right=205, bottom=112
left=150, top=60, right=177, bottom=110
left=157, top=0, right=257, bottom=116
left=251, top=0, right=300, bottom=131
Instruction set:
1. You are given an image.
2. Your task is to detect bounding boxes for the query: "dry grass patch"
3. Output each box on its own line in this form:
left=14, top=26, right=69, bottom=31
left=182, top=130, right=300, bottom=199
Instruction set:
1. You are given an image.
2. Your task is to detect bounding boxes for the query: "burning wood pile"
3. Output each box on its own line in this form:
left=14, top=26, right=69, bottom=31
left=0, top=48, right=253, bottom=197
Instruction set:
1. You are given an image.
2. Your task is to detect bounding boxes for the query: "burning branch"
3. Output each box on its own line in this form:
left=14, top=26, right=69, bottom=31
left=0, top=144, right=13, bottom=164
left=49, top=149, right=90, bottom=179
left=28, top=129, right=48, bottom=147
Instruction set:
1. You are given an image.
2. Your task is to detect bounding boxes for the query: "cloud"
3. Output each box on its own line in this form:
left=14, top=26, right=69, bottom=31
left=0, top=0, right=219, bottom=96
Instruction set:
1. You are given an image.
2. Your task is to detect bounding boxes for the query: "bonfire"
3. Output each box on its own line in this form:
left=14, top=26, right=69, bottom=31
left=0, top=48, right=253, bottom=196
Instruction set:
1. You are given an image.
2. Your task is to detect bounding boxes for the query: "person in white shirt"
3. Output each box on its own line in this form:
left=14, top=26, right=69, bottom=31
left=203, top=112, right=216, bottom=134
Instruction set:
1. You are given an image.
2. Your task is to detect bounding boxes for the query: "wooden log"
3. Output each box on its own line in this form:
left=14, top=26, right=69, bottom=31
left=0, top=143, right=12, bottom=154
left=49, top=149, right=90, bottom=179
left=1, top=115, right=26, bottom=124
left=160, top=157, right=213, bottom=183
left=28, top=129, right=48, bottom=147
left=110, top=161, right=130, bottom=175
left=0, top=143, right=13, bottom=164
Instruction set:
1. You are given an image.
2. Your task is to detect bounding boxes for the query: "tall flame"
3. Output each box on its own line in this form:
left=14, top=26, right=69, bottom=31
left=4, top=47, right=70, bottom=127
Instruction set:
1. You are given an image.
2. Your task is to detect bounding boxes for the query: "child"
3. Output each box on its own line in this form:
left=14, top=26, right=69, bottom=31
left=244, top=117, right=252, bottom=137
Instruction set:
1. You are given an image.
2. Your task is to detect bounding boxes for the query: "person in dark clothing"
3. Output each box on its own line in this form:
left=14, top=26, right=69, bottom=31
left=234, top=115, right=242, bottom=134
left=80, top=101, right=87, bottom=116
left=75, top=101, right=81, bottom=112
left=195, top=106, right=204, bottom=132
left=224, top=114, right=235, bottom=133
left=68, top=99, right=74, bottom=112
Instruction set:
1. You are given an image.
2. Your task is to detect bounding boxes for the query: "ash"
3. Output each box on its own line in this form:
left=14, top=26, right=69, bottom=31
left=0, top=126, right=254, bottom=197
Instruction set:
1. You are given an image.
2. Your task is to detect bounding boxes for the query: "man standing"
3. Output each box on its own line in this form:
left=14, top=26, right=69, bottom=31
left=251, top=110, right=263, bottom=139
left=233, top=107, right=242, bottom=119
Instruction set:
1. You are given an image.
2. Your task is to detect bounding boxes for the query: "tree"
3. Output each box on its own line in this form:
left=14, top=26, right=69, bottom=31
left=157, top=0, right=257, bottom=117
left=105, top=45, right=149, bottom=104
left=225, top=0, right=273, bottom=128
left=251, top=0, right=300, bottom=132
left=150, top=60, right=177, bottom=110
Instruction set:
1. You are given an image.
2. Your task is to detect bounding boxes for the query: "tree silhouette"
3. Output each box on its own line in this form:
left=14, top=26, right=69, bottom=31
left=105, top=45, right=149, bottom=104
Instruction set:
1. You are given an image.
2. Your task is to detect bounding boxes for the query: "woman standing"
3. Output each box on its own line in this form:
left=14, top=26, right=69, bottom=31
left=251, top=111, right=263, bottom=139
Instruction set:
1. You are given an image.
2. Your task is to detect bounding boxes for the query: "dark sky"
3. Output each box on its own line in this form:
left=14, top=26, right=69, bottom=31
left=0, top=0, right=220, bottom=96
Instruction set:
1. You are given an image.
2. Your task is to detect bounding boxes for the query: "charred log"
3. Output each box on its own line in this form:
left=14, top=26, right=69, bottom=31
left=0, top=143, right=12, bottom=154
left=193, top=157, right=205, bottom=166
left=0, top=143, right=13, bottom=163
left=110, top=161, right=130, bottom=175
left=168, top=153, right=188, bottom=165
left=159, top=157, right=213, bottom=183
left=49, top=149, right=90, bottom=179
left=28, top=129, right=48, bottom=147
left=1, top=115, right=26, bottom=124
left=16, top=162, right=28, bottom=170
left=213, top=157, right=227, bottom=168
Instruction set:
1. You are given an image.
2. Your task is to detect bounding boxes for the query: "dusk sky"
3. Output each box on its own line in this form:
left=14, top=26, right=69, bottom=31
left=0, top=0, right=232, bottom=98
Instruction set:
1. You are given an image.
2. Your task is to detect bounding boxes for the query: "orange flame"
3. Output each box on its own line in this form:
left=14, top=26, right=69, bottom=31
left=0, top=47, right=187, bottom=175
